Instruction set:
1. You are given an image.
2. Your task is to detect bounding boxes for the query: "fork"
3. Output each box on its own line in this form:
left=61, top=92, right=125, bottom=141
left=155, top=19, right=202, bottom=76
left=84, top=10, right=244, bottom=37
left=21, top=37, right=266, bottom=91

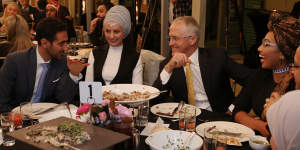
left=65, top=103, right=73, bottom=119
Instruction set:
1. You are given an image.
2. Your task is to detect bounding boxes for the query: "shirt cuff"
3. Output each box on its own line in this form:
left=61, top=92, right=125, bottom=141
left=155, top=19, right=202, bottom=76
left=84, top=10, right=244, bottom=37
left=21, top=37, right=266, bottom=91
left=228, top=104, right=235, bottom=112
left=160, top=69, right=172, bottom=85
left=69, top=72, right=83, bottom=84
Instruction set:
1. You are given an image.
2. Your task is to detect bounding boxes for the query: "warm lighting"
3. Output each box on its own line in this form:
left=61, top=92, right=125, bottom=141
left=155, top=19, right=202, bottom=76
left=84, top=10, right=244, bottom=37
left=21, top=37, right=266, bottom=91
left=82, top=0, right=86, bottom=13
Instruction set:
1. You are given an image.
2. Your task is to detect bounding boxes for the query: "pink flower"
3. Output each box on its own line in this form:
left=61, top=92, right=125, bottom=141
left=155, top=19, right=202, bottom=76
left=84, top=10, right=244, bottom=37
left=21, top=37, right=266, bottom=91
left=99, top=112, right=107, bottom=122
left=76, top=103, right=90, bottom=115
left=115, top=104, right=133, bottom=118
left=101, top=99, right=110, bottom=106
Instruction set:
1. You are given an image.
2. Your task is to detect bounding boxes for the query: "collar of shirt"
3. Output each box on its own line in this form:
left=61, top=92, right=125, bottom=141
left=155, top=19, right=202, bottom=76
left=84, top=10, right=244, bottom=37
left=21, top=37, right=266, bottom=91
left=188, top=48, right=199, bottom=65
left=36, top=46, right=50, bottom=65
left=109, top=44, right=123, bottom=51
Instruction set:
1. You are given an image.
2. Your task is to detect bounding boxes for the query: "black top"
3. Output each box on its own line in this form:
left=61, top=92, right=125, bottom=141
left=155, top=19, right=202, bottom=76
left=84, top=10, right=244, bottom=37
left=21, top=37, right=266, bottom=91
left=232, top=69, right=295, bottom=117
left=92, top=44, right=140, bottom=85
left=88, top=20, right=106, bottom=46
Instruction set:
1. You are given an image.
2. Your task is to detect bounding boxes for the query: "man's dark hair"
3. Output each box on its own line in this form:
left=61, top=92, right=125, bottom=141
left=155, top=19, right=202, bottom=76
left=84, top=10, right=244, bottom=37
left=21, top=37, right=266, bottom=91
left=38, top=0, right=47, bottom=10
left=36, top=17, right=67, bottom=45
left=96, top=0, right=114, bottom=10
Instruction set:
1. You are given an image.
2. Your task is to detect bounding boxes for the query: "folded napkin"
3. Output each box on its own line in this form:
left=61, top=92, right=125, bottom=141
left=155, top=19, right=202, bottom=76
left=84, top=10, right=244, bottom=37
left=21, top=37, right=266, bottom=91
left=141, top=117, right=170, bottom=136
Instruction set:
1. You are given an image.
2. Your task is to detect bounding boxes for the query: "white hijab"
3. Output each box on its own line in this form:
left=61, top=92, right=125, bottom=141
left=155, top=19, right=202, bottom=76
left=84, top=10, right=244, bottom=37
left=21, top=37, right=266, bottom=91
left=267, top=90, right=300, bottom=150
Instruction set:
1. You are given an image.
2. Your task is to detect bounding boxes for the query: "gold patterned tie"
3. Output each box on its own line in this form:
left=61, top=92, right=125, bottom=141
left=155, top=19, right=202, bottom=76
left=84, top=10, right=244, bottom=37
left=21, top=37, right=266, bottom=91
left=185, top=62, right=195, bottom=105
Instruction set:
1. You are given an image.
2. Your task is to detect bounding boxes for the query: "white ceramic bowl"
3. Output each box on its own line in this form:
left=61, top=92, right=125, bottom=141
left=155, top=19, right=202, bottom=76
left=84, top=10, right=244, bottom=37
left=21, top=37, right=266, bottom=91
left=249, top=136, right=270, bottom=150
left=145, top=130, right=203, bottom=150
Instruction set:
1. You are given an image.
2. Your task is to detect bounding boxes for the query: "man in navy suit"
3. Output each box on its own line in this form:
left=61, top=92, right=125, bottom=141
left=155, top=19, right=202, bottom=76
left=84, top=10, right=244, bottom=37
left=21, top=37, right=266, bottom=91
left=0, top=17, right=89, bottom=113
left=153, top=16, right=252, bottom=113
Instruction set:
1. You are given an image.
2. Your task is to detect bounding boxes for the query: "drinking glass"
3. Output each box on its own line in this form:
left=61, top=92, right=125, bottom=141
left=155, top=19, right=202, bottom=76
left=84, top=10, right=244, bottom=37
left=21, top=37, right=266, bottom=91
left=178, top=109, right=185, bottom=130
left=215, top=134, right=227, bottom=150
left=20, top=102, right=32, bottom=128
left=0, top=112, right=15, bottom=147
left=136, top=101, right=149, bottom=127
left=184, top=106, right=196, bottom=132
left=203, top=127, right=217, bottom=150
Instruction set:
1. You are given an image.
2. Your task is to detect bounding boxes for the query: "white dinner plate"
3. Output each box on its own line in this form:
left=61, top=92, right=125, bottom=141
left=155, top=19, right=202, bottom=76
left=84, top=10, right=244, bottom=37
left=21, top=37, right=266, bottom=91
left=12, top=102, right=57, bottom=114
left=102, top=84, right=160, bottom=104
left=12, top=103, right=84, bottom=123
left=39, top=108, right=87, bottom=123
left=196, top=121, right=255, bottom=144
left=151, top=103, right=201, bottom=118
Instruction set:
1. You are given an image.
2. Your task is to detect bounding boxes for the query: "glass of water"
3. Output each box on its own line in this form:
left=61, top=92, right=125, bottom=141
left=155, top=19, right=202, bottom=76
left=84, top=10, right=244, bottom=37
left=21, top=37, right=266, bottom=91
left=0, top=112, right=15, bottom=147
left=136, top=101, right=149, bottom=127
left=184, top=106, right=196, bottom=132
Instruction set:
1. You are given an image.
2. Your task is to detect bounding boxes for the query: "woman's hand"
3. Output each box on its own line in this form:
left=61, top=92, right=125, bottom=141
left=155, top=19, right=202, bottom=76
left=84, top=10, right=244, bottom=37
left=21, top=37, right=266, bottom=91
left=256, top=121, right=270, bottom=137
left=89, top=18, right=100, bottom=33
left=262, top=92, right=281, bottom=120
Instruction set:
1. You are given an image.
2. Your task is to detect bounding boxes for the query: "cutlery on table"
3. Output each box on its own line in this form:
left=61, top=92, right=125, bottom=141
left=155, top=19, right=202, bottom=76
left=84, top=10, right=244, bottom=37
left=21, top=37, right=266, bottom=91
left=180, top=132, right=195, bottom=149
left=33, top=102, right=67, bottom=116
left=171, top=101, right=185, bottom=116
left=170, top=102, right=182, bottom=116
left=65, top=103, right=72, bottom=119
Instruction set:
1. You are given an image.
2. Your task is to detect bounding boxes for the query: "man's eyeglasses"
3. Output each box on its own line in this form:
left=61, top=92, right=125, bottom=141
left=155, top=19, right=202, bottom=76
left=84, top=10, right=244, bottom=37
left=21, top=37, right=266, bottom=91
left=289, top=63, right=300, bottom=69
left=168, top=36, right=192, bottom=42
left=261, top=39, right=277, bottom=47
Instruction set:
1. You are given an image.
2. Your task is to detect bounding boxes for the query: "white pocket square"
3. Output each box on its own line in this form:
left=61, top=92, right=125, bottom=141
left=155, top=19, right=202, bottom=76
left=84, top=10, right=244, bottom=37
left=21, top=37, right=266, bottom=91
left=52, top=78, right=60, bottom=83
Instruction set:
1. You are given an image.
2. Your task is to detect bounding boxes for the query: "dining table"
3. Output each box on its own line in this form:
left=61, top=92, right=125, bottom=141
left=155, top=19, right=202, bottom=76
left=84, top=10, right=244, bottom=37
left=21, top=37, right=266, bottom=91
left=1, top=107, right=254, bottom=150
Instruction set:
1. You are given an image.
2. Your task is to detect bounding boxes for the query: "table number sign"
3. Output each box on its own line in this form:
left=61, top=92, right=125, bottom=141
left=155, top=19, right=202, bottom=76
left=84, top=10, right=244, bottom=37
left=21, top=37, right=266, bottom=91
left=79, top=82, right=102, bottom=104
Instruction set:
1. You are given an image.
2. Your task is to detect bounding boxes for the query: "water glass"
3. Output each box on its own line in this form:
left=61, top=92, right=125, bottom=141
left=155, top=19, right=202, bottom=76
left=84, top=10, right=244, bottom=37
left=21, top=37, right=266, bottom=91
left=0, top=113, right=15, bottom=147
left=203, top=127, right=217, bottom=150
left=136, top=101, right=149, bottom=126
left=20, top=102, right=33, bottom=128
left=215, top=135, right=227, bottom=150
left=184, top=106, right=196, bottom=132
left=178, top=109, right=185, bottom=130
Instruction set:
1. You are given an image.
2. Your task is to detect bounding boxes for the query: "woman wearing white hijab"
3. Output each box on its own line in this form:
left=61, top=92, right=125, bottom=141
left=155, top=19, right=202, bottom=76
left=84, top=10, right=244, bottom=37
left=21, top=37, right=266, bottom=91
left=267, top=46, right=300, bottom=150
left=85, top=5, right=143, bottom=85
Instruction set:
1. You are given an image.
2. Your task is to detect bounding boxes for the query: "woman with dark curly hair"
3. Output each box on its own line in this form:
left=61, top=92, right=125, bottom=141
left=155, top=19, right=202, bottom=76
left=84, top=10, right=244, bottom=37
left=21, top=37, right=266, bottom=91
left=233, top=10, right=300, bottom=137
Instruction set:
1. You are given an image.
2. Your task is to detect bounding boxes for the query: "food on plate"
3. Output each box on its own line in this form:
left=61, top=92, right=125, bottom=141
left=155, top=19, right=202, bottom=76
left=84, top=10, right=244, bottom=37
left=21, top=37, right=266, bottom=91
left=209, top=128, right=242, bottom=146
left=252, top=140, right=269, bottom=145
left=103, top=90, right=151, bottom=101
left=25, top=121, right=90, bottom=148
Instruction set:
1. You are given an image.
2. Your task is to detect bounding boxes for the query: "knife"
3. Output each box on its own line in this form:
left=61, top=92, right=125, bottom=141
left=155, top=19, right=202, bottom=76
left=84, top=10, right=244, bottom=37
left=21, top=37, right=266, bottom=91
left=33, top=102, right=67, bottom=115
left=171, top=101, right=185, bottom=116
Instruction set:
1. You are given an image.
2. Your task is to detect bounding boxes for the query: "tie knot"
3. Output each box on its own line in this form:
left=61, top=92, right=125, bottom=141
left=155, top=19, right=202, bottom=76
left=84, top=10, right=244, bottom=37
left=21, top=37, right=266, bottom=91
left=41, top=63, right=49, bottom=69
left=186, top=62, right=191, bottom=67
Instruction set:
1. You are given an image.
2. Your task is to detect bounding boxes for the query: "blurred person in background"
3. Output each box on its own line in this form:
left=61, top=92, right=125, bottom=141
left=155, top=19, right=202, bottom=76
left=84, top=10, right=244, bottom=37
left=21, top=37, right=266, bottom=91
left=35, top=0, right=47, bottom=25
left=0, top=14, right=32, bottom=59
left=85, top=5, right=143, bottom=85
left=88, top=1, right=113, bottom=46
left=0, top=2, right=19, bottom=27
left=18, top=0, right=39, bottom=30
left=46, top=1, right=76, bottom=40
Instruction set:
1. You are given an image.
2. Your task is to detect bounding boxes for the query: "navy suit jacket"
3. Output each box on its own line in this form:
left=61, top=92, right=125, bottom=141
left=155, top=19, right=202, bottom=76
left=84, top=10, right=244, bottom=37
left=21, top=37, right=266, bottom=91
left=153, top=48, right=252, bottom=112
left=0, top=46, right=78, bottom=113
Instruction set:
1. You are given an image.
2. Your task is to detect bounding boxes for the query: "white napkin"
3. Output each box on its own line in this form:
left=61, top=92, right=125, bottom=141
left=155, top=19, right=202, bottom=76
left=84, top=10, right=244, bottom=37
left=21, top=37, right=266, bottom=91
left=141, top=117, right=169, bottom=136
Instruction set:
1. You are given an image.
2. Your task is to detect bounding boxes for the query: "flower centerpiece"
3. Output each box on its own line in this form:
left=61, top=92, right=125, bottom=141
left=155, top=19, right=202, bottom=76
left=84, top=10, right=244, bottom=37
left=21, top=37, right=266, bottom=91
left=76, top=99, right=133, bottom=135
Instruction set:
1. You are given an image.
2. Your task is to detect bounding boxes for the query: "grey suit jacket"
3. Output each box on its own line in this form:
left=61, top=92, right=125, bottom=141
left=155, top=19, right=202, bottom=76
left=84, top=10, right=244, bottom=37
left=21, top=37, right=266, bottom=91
left=0, top=46, right=78, bottom=113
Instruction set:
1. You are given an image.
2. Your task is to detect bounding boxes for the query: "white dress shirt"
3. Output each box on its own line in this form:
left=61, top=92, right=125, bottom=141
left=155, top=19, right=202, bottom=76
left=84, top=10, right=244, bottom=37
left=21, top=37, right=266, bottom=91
left=160, top=49, right=212, bottom=111
left=85, top=45, right=143, bottom=85
left=30, top=47, right=82, bottom=102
